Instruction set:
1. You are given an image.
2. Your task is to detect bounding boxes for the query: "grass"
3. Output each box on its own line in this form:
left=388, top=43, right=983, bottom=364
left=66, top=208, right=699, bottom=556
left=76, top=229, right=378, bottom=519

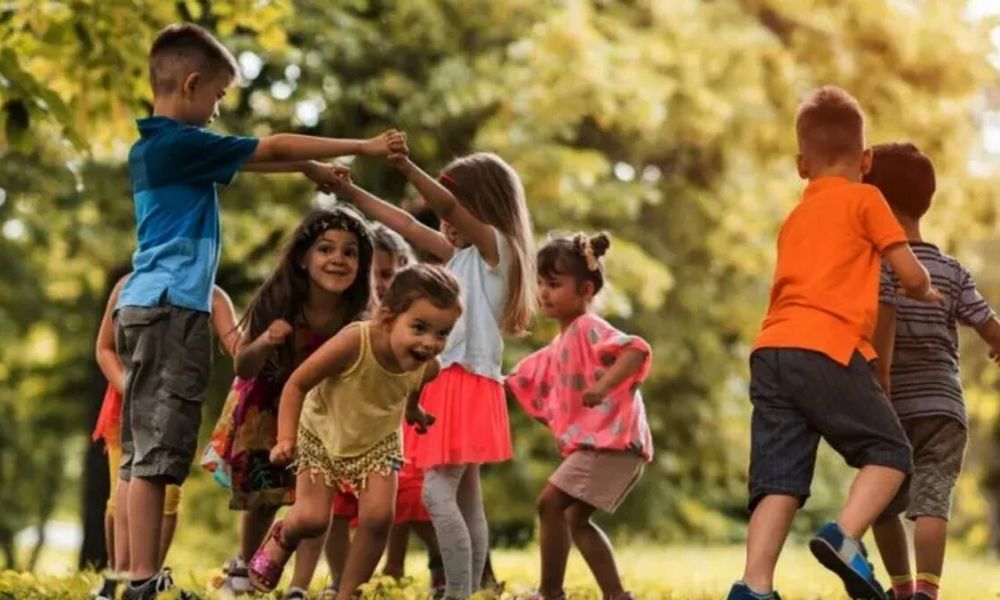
left=3, top=543, right=1000, bottom=599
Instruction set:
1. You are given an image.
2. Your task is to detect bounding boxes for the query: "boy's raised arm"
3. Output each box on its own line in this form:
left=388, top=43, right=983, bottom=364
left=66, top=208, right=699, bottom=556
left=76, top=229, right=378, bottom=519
left=245, top=130, right=400, bottom=165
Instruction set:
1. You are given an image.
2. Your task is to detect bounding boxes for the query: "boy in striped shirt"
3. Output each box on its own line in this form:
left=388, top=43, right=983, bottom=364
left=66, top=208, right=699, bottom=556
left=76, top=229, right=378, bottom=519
left=867, top=142, right=1000, bottom=600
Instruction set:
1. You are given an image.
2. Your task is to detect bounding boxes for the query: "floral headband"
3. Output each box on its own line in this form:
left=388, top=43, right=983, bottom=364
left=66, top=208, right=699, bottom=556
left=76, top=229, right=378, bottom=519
left=299, top=210, right=371, bottom=246
left=572, top=234, right=600, bottom=272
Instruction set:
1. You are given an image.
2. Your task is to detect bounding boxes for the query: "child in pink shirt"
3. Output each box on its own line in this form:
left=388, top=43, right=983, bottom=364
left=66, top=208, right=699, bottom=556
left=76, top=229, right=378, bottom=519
left=507, top=232, right=652, bottom=600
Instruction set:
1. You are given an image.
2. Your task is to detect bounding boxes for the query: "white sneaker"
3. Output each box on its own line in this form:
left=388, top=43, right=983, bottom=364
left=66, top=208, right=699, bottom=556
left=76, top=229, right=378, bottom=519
left=283, top=586, right=310, bottom=599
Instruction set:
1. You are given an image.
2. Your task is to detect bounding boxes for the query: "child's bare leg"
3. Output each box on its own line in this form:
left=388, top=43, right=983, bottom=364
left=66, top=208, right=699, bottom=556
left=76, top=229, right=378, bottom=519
left=113, top=479, right=130, bottom=573
left=565, top=501, right=623, bottom=599
left=742, top=494, right=798, bottom=591
left=914, top=516, right=947, bottom=581
left=291, top=527, right=331, bottom=590
left=336, top=472, right=397, bottom=600
left=383, top=523, right=410, bottom=578
left=324, top=516, right=352, bottom=585
left=157, top=514, right=177, bottom=567
left=104, top=509, right=116, bottom=569
left=240, top=505, right=279, bottom=561
left=873, top=514, right=912, bottom=584
left=262, top=472, right=335, bottom=561
left=536, top=483, right=573, bottom=599
left=838, top=465, right=906, bottom=538
left=127, top=476, right=167, bottom=580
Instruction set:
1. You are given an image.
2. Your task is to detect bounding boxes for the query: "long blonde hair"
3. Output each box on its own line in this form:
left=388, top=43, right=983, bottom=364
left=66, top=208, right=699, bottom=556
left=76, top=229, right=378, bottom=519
left=441, top=152, right=536, bottom=335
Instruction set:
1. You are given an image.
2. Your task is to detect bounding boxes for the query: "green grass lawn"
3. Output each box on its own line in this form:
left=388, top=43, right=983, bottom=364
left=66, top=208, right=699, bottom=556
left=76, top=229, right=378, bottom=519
left=4, top=543, right=1000, bottom=599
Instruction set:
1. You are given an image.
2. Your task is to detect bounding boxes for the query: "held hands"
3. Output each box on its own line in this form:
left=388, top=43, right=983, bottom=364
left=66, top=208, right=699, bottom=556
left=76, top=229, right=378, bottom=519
left=270, top=438, right=296, bottom=465
left=405, top=404, right=436, bottom=434
left=264, top=319, right=294, bottom=346
left=362, top=129, right=408, bottom=157
left=386, top=131, right=411, bottom=170
left=306, top=162, right=353, bottom=196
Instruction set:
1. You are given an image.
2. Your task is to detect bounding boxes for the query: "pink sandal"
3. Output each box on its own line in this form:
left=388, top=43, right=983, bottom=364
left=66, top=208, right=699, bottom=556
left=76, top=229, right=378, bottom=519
left=248, top=520, right=296, bottom=592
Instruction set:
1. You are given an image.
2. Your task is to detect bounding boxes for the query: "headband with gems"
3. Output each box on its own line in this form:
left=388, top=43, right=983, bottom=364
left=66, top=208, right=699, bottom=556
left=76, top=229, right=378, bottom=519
left=300, top=212, right=369, bottom=245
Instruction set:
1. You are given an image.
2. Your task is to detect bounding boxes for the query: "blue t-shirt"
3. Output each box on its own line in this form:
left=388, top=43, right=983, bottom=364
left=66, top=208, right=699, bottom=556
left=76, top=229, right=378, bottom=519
left=118, top=117, right=259, bottom=313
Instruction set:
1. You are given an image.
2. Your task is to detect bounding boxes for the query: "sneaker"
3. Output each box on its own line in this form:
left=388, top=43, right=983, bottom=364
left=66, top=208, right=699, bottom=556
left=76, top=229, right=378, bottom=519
left=91, top=572, right=121, bottom=600
left=809, top=522, right=887, bottom=600
left=726, top=581, right=783, bottom=599
left=223, top=557, right=253, bottom=594
left=317, top=584, right=338, bottom=600
left=121, top=569, right=199, bottom=600
left=283, top=586, right=310, bottom=600
left=886, top=590, right=915, bottom=600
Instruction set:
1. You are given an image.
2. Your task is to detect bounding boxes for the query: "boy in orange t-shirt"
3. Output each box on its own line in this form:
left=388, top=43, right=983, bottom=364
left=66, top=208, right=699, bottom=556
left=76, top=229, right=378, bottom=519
left=727, top=87, right=942, bottom=600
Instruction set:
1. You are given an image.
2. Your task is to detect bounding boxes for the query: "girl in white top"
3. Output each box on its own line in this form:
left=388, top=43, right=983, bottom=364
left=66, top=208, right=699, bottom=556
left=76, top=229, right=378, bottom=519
left=323, top=142, right=535, bottom=598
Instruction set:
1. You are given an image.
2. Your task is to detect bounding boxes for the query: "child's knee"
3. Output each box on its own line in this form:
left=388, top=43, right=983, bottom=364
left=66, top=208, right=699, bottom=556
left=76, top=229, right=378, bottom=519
left=293, top=507, right=331, bottom=538
left=359, top=511, right=393, bottom=537
left=536, top=489, right=563, bottom=516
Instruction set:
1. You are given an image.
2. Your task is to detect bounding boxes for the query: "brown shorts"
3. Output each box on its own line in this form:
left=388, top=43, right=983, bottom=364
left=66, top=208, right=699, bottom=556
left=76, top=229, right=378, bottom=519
left=116, top=305, right=211, bottom=485
left=549, top=450, right=644, bottom=513
left=882, top=416, right=967, bottom=521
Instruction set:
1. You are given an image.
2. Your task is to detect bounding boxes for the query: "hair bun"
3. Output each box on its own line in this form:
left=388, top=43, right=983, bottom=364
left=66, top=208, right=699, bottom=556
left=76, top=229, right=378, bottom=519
left=589, top=232, right=611, bottom=259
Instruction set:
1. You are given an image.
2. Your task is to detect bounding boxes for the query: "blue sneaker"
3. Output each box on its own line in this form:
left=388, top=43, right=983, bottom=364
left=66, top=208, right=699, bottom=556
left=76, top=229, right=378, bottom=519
left=726, top=581, right=782, bottom=599
left=809, top=522, right=887, bottom=600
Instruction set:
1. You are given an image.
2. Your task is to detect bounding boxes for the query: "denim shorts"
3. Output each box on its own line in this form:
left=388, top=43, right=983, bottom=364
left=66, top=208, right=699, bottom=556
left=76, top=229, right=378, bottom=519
left=748, top=348, right=913, bottom=511
left=115, top=305, right=211, bottom=485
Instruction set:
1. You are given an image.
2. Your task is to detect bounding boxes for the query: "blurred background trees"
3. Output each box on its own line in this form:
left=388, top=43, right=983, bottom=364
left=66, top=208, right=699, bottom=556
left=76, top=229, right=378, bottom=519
left=0, top=0, right=997, bottom=569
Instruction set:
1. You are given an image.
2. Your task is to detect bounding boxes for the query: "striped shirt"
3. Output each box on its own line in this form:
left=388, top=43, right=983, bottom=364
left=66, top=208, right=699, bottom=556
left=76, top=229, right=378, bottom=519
left=880, top=242, right=995, bottom=425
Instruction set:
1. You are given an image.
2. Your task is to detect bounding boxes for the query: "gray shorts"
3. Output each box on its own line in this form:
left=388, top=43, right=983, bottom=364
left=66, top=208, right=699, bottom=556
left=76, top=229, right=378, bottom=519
left=880, top=416, right=967, bottom=521
left=115, top=305, right=211, bottom=485
left=748, top=349, right=913, bottom=511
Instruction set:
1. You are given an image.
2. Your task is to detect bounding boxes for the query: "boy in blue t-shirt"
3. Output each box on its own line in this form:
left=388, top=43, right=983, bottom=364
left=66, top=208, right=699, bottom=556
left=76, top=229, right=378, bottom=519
left=113, top=23, right=400, bottom=600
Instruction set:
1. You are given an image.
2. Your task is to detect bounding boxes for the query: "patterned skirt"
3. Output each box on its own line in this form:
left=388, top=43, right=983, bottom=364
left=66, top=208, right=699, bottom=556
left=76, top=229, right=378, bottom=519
left=295, top=427, right=402, bottom=493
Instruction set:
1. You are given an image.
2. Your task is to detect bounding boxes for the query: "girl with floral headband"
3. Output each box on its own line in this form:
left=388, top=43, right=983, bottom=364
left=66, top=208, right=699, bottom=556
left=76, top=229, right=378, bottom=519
left=507, top=232, right=653, bottom=600
left=201, top=206, right=374, bottom=599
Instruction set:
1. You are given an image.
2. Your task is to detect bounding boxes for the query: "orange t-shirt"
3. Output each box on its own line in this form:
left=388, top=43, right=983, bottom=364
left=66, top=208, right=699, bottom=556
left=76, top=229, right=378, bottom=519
left=753, top=177, right=907, bottom=365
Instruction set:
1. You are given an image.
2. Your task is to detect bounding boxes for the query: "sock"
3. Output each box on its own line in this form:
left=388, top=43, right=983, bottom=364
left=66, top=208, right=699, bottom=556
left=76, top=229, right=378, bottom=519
left=837, top=533, right=862, bottom=562
left=129, top=577, right=152, bottom=588
left=890, top=573, right=915, bottom=598
left=916, top=573, right=940, bottom=599
left=735, top=580, right=776, bottom=599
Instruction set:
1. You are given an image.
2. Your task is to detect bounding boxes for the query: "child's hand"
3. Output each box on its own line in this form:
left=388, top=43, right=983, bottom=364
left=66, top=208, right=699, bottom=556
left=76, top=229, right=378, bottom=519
left=901, top=285, right=945, bottom=305
left=581, top=384, right=607, bottom=408
left=406, top=405, right=436, bottom=434
left=270, top=439, right=296, bottom=465
left=363, top=129, right=406, bottom=157
left=264, top=319, right=294, bottom=346
left=307, top=162, right=353, bottom=196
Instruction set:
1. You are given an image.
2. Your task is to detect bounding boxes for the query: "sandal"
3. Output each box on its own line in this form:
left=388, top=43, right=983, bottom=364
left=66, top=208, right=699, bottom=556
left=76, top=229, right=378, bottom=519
left=248, top=520, right=297, bottom=592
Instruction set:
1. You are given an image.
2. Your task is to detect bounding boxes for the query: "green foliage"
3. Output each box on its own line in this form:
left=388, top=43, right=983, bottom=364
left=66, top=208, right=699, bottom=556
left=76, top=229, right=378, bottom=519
left=1, top=0, right=999, bottom=566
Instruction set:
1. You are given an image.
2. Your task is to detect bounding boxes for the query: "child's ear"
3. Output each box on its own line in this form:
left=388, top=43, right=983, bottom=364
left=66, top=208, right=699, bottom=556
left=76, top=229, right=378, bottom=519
left=376, top=306, right=395, bottom=328
left=860, top=147, right=874, bottom=176
left=583, top=280, right=596, bottom=300
left=796, top=153, right=809, bottom=180
left=182, top=72, right=200, bottom=96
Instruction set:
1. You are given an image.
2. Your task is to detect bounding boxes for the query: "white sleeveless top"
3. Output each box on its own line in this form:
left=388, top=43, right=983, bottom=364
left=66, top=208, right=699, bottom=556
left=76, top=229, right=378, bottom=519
left=439, top=227, right=511, bottom=382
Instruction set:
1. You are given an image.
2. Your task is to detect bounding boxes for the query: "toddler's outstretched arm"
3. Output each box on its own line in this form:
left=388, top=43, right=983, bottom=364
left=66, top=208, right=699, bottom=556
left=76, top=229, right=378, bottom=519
left=272, top=324, right=363, bottom=464
left=95, top=277, right=128, bottom=394
left=975, top=317, right=1000, bottom=366
left=391, top=155, right=501, bottom=267
left=581, top=348, right=647, bottom=408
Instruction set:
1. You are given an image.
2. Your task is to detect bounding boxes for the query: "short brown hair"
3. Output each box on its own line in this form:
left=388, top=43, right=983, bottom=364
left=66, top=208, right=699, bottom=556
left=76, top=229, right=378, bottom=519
left=371, top=223, right=413, bottom=266
left=863, top=143, right=936, bottom=220
left=538, top=232, right=611, bottom=294
left=149, top=23, right=239, bottom=96
left=380, top=264, right=462, bottom=318
left=795, top=86, right=865, bottom=166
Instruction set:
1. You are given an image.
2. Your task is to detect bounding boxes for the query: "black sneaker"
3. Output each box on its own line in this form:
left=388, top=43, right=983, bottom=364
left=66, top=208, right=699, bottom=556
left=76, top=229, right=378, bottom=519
left=121, top=569, right=199, bottom=600
left=91, top=572, right=121, bottom=600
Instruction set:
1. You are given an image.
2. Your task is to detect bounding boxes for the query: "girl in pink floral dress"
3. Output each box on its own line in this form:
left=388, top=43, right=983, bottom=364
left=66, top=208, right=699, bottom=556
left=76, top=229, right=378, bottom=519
left=507, top=232, right=652, bottom=600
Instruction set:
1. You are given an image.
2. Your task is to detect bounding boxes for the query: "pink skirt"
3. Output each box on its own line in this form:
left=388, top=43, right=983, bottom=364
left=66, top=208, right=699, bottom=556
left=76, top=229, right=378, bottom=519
left=410, top=365, right=512, bottom=469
